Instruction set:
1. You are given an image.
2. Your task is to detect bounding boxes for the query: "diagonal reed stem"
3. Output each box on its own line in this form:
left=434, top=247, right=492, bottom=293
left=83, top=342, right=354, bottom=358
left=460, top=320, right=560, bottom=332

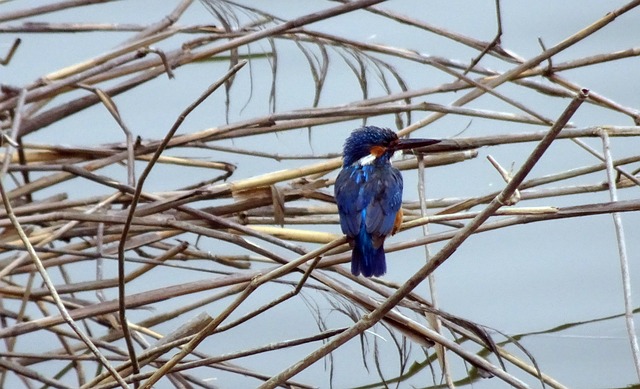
left=116, top=60, right=248, bottom=384
left=0, top=139, right=129, bottom=389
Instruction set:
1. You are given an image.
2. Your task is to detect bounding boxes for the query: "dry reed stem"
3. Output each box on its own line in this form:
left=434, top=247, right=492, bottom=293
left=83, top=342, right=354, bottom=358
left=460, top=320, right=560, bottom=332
left=0, top=177, right=128, bottom=388
left=115, top=60, right=249, bottom=381
left=140, top=237, right=346, bottom=388
left=416, top=154, right=452, bottom=385
left=601, top=130, right=640, bottom=380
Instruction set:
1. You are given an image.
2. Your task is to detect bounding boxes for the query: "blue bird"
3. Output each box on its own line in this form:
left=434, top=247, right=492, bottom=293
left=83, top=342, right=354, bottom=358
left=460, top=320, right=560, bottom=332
left=334, top=126, right=440, bottom=277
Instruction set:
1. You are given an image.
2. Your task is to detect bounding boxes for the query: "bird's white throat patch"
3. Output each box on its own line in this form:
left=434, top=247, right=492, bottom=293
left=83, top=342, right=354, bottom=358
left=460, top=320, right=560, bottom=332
left=358, top=153, right=377, bottom=166
left=358, top=150, right=402, bottom=166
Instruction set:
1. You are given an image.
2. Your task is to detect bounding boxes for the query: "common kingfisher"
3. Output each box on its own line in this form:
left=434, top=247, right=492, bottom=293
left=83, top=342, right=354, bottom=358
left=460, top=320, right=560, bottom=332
left=334, top=126, right=440, bottom=277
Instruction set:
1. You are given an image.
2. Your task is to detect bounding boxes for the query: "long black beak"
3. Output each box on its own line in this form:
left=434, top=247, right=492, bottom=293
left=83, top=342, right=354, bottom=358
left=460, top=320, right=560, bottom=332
left=391, top=138, right=441, bottom=151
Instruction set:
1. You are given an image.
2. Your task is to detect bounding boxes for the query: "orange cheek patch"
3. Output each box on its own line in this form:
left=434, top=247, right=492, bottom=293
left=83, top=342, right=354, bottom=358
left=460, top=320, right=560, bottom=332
left=370, top=145, right=386, bottom=157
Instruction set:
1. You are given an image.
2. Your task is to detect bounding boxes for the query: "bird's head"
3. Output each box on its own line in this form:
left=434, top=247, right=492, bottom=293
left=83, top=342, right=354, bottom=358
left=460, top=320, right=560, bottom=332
left=341, top=126, right=440, bottom=167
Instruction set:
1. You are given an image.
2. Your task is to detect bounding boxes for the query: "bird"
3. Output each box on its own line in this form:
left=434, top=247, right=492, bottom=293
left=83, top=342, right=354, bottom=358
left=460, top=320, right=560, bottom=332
left=334, top=126, right=440, bottom=277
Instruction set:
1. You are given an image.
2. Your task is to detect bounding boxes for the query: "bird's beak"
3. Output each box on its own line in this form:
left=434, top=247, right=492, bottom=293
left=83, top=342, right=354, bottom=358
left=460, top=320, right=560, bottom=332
left=392, top=138, right=441, bottom=151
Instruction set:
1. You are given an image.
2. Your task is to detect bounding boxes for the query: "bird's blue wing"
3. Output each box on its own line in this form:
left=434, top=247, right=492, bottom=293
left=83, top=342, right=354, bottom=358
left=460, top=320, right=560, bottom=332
left=335, top=166, right=372, bottom=237
left=364, top=166, right=403, bottom=238
left=335, top=165, right=403, bottom=240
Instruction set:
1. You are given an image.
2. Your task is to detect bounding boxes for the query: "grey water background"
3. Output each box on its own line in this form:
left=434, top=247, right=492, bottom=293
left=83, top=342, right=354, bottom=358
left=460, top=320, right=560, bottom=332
left=2, top=0, right=640, bottom=387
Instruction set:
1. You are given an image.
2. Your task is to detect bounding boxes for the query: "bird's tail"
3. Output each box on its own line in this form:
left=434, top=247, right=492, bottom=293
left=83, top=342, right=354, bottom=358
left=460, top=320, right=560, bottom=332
left=351, top=228, right=386, bottom=277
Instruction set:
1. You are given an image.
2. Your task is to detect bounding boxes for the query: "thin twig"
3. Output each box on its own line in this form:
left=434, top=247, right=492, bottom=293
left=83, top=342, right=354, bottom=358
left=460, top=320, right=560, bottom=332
left=600, top=130, right=640, bottom=380
left=116, top=60, right=248, bottom=383
left=0, top=177, right=128, bottom=389
left=140, top=237, right=345, bottom=388
left=416, top=154, right=452, bottom=387
left=0, top=38, right=21, bottom=65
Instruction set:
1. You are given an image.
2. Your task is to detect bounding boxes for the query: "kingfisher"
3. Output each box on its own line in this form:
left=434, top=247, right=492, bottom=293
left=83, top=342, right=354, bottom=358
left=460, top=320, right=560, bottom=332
left=334, top=126, right=440, bottom=277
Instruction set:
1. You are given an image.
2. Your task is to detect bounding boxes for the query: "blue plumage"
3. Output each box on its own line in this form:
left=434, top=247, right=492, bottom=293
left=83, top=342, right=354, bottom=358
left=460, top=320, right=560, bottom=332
left=335, top=127, right=403, bottom=277
left=334, top=126, right=440, bottom=277
left=352, top=207, right=387, bottom=277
